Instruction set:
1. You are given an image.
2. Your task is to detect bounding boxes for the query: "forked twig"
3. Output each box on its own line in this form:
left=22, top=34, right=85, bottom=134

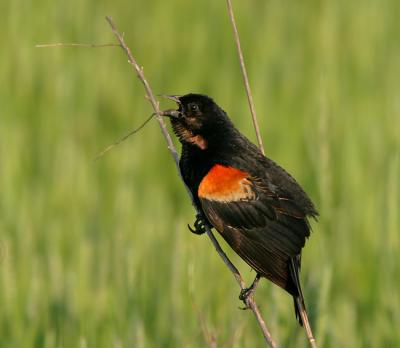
left=105, top=16, right=180, bottom=168
left=105, top=15, right=276, bottom=348
left=226, top=0, right=265, bottom=155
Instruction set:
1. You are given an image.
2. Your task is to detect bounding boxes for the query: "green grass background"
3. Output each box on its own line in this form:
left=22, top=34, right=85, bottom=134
left=1, top=0, right=399, bottom=347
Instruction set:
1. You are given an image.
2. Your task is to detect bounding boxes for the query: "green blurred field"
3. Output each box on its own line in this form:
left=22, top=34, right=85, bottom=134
left=1, top=0, right=399, bottom=347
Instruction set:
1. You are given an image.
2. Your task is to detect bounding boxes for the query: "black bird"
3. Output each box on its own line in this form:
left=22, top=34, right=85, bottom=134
left=162, top=93, right=318, bottom=332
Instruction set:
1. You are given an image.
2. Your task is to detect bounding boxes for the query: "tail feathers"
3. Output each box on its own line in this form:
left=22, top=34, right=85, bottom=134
left=289, top=255, right=306, bottom=326
left=289, top=256, right=317, bottom=348
left=293, top=294, right=306, bottom=326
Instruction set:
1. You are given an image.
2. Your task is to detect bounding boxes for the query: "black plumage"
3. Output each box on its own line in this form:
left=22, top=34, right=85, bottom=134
left=163, top=93, right=318, bottom=325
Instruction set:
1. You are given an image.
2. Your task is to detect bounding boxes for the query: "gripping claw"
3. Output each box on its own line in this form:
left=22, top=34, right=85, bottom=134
left=188, top=213, right=207, bottom=235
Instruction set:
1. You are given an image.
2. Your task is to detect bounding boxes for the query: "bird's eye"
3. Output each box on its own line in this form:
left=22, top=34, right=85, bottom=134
left=190, top=103, right=199, bottom=113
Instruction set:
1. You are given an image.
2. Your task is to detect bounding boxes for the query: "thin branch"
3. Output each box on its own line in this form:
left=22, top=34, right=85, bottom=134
left=226, top=0, right=265, bottom=155
left=36, top=43, right=120, bottom=48
left=205, top=231, right=276, bottom=347
left=105, top=15, right=276, bottom=348
left=94, top=112, right=156, bottom=161
left=105, top=16, right=180, bottom=168
left=297, top=298, right=318, bottom=348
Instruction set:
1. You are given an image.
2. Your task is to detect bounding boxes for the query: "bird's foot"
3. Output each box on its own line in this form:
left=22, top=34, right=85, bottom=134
left=239, top=274, right=261, bottom=310
left=188, top=214, right=207, bottom=235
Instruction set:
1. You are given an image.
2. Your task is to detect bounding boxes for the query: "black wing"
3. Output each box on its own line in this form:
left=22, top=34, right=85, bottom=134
left=199, top=171, right=313, bottom=295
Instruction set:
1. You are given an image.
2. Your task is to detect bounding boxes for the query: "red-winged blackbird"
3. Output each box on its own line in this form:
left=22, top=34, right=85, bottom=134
left=162, top=94, right=318, bottom=327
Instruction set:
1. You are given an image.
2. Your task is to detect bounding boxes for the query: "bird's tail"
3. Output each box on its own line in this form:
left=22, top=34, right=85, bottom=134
left=290, top=257, right=318, bottom=348
left=293, top=293, right=305, bottom=326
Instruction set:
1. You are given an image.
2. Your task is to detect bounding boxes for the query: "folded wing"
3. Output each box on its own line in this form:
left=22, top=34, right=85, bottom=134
left=198, top=164, right=312, bottom=294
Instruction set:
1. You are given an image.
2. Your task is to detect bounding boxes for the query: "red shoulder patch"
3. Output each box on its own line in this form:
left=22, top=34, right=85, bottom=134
left=198, top=164, right=256, bottom=201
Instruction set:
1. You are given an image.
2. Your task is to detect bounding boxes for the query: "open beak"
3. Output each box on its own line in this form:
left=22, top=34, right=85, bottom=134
left=158, top=94, right=182, bottom=119
left=158, top=94, right=181, bottom=104
left=160, top=109, right=181, bottom=118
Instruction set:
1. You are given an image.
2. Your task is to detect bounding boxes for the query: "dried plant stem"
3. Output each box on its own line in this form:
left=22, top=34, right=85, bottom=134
left=105, top=15, right=276, bottom=348
left=298, top=305, right=317, bottom=348
left=105, top=16, right=180, bottom=168
left=36, top=43, right=120, bottom=48
left=94, top=112, right=156, bottom=161
left=226, top=0, right=265, bottom=155
left=206, top=231, right=276, bottom=347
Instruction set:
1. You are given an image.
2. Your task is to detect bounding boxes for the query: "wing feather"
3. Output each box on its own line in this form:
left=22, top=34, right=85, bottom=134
left=199, top=172, right=313, bottom=295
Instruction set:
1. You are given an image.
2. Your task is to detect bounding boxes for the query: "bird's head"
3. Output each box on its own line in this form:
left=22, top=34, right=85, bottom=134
left=161, top=93, right=233, bottom=150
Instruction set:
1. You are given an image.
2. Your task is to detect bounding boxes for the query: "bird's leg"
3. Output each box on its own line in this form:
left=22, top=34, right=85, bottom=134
left=239, top=273, right=261, bottom=309
left=188, top=213, right=208, bottom=235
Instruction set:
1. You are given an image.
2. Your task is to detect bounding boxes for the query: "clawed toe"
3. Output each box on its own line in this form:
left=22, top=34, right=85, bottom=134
left=239, top=287, right=251, bottom=301
left=238, top=274, right=261, bottom=308
left=238, top=288, right=252, bottom=310
left=188, top=214, right=207, bottom=235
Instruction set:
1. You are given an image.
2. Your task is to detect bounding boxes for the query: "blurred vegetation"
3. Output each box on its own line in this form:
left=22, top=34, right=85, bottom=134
left=1, top=0, right=400, bottom=347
